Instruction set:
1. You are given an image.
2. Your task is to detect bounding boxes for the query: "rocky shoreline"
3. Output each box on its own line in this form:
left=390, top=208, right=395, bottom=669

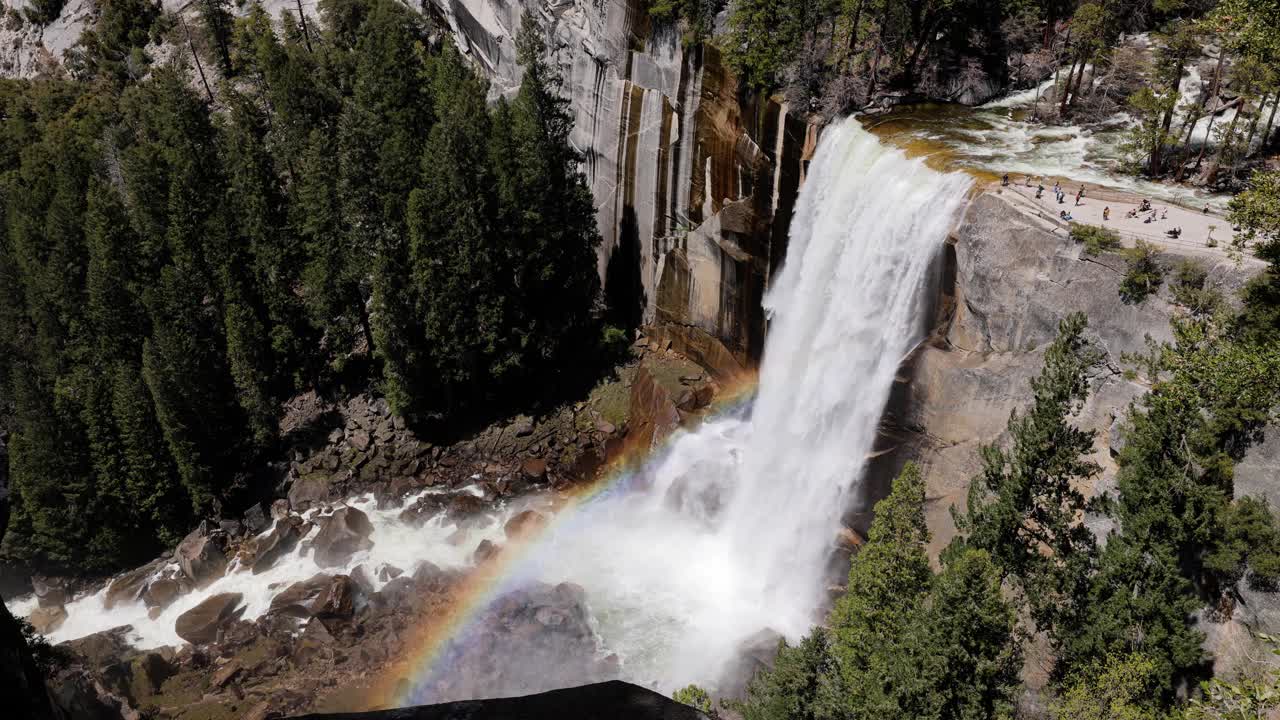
left=5, top=329, right=732, bottom=719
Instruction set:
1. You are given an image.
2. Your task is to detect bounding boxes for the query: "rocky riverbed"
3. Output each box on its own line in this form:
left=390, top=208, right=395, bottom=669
left=4, top=333, right=729, bottom=719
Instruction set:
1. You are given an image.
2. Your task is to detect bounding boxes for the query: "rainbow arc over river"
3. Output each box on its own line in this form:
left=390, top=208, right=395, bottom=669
left=365, top=118, right=974, bottom=709
left=367, top=373, right=762, bottom=709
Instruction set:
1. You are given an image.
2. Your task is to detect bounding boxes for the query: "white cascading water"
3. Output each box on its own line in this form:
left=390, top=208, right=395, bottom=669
left=4, top=118, right=972, bottom=694
left=475, top=117, right=973, bottom=688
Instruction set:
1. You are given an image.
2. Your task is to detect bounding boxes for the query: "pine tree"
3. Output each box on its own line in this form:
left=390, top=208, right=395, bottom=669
left=497, top=15, right=602, bottom=388
left=393, top=48, right=508, bottom=413
left=918, top=547, right=1023, bottom=720
left=196, top=0, right=236, bottom=77
left=823, top=461, right=934, bottom=717
left=956, top=312, right=1102, bottom=648
left=739, top=630, right=832, bottom=720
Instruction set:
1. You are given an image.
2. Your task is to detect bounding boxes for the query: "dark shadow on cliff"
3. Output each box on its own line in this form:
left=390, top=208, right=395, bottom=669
left=606, top=207, right=646, bottom=337
left=292, top=681, right=708, bottom=720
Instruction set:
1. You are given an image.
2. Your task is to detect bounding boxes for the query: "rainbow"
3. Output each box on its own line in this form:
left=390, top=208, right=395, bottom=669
left=364, top=370, right=761, bottom=709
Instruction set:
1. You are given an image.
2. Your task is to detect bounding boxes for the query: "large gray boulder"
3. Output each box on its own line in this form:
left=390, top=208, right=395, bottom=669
left=174, top=592, right=244, bottom=645
left=310, top=506, right=374, bottom=568
left=175, top=522, right=227, bottom=588
left=268, top=573, right=361, bottom=622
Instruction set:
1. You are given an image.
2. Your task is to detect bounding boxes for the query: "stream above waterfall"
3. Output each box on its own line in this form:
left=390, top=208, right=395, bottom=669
left=862, top=88, right=1239, bottom=212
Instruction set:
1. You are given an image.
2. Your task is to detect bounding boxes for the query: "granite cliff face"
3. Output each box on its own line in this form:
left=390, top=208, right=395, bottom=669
left=873, top=190, right=1280, bottom=681
left=429, top=0, right=819, bottom=361
left=5, top=0, right=819, bottom=362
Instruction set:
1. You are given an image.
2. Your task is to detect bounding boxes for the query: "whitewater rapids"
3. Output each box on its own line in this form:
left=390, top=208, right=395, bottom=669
left=5, top=119, right=973, bottom=697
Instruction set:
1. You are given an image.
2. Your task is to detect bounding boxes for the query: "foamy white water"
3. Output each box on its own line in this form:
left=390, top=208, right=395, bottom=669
left=503, top=118, right=972, bottom=690
left=6, top=119, right=971, bottom=697
left=7, top=485, right=537, bottom=648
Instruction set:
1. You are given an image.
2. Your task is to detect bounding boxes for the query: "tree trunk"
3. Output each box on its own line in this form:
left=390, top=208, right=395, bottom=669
left=180, top=15, right=214, bottom=103
left=847, top=0, right=866, bottom=54
left=1210, top=102, right=1242, bottom=186
left=1060, top=58, right=1077, bottom=115
left=1151, top=58, right=1185, bottom=176
left=359, top=300, right=376, bottom=358
left=296, top=0, right=313, bottom=52
left=1244, top=90, right=1266, bottom=157
left=1070, top=59, right=1088, bottom=105
left=1191, top=48, right=1226, bottom=173
left=902, top=17, right=936, bottom=90
left=1263, top=92, right=1280, bottom=150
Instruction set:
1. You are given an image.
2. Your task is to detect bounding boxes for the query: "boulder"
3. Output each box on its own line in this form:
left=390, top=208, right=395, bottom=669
left=375, top=564, right=403, bottom=582
left=399, top=492, right=491, bottom=529
left=473, top=539, right=500, bottom=564
left=407, top=582, right=610, bottom=701
left=310, top=506, right=374, bottom=568
left=376, top=577, right=420, bottom=610
left=270, top=499, right=291, bottom=521
left=291, top=618, right=335, bottom=665
left=243, top=520, right=301, bottom=575
left=243, top=503, right=270, bottom=535
left=625, top=366, right=681, bottom=451
left=129, top=652, right=174, bottom=696
left=398, top=493, right=447, bottom=527
left=504, top=510, right=547, bottom=540
left=268, top=574, right=360, bottom=621
left=411, top=561, right=451, bottom=593
left=349, top=565, right=376, bottom=595
left=444, top=493, right=490, bottom=528
left=141, top=577, right=183, bottom=612
left=288, top=473, right=333, bottom=512
left=350, top=429, right=371, bottom=452
left=31, top=574, right=73, bottom=607
left=62, top=625, right=133, bottom=668
left=29, top=604, right=67, bottom=634
left=104, top=561, right=160, bottom=610
left=520, top=458, right=548, bottom=481
left=174, top=592, right=244, bottom=645
left=175, top=523, right=228, bottom=588
left=375, top=475, right=420, bottom=510
left=210, top=658, right=242, bottom=688
left=288, top=681, right=707, bottom=720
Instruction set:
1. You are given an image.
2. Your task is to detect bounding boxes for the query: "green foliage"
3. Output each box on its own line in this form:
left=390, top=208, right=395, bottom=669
left=1205, top=496, right=1280, bottom=589
left=1230, top=169, right=1280, bottom=345
left=1185, top=634, right=1280, bottom=719
left=24, top=0, right=66, bottom=26
left=1121, top=87, right=1178, bottom=175
left=673, top=684, right=715, bottom=713
left=1119, top=240, right=1165, bottom=305
left=196, top=0, right=236, bottom=76
left=649, top=0, right=723, bottom=44
left=71, top=0, right=161, bottom=85
left=0, top=0, right=608, bottom=572
left=725, top=0, right=814, bottom=88
left=17, top=616, right=71, bottom=676
left=738, top=631, right=832, bottom=720
left=1052, top=653, right=1164, bottom=720
left=1172, top=260, right=1221, bottom=317
left=1071, top=223, right=1122, bottom=255
left=956, top=312, right=1101, bottom=645
left=744, top=463, right=1021, bottom=720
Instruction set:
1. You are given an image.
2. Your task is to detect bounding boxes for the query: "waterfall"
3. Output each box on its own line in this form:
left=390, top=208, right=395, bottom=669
left=6, top=118, right=973, bottom=701
left=522, top=117, right=973, bottom=688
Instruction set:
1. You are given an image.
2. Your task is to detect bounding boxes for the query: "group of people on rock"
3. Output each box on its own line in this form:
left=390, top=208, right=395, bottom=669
left=1011, top=174, right=1197, bottom=240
